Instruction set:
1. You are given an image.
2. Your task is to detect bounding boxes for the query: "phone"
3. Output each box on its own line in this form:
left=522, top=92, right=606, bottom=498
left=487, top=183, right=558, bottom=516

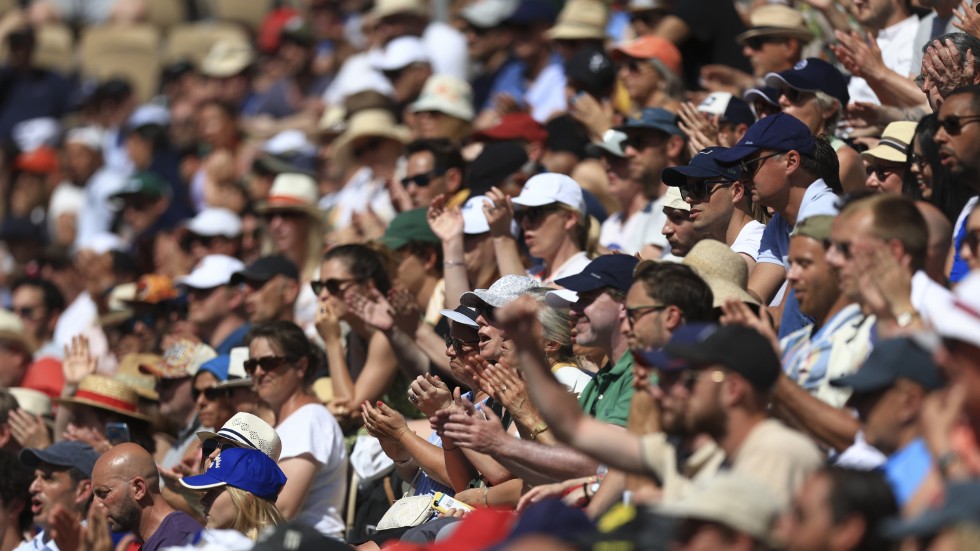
left=431, top=492, right=474, bottom=514
left=106, top=422, right=131, bottom=446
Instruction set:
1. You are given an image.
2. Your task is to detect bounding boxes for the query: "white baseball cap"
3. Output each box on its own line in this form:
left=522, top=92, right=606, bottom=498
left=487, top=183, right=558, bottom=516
left=262, top=129, right=317, bottom=157
left=176, top=254, right=245, bottom=289
left=461, top=195, right=491, bottom=235
left=65, top=126, right=105, bottom=151
left=511, top=173, right=585, bottom=213
left=186, top=208, right=243, bottom=238
left=371, top=36, right=430, bottom=72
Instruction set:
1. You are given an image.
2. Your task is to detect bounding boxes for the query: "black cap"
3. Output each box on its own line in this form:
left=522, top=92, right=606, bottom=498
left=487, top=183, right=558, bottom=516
left=565, top=47, right=616, bottom=99
left=253, top=521, right=351, bottom=551
left=664, top=324, right=782, bottom=391
left=467, top=141, right=529, bottom=196
left=19, top=441, right=101, bottom=478
left=231, top=255, right=300, bottom=286
left=830, top=337, right=943, bottom=394
left=882, top=480, right=980, bottom=539
left=554, top=254, right=639, bottom=294
left=545, top=115, right=589, bottom=159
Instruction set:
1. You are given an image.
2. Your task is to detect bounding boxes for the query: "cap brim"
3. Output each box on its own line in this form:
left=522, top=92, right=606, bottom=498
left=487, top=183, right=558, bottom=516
left=544, top=289, right=579, bottom=308
left=19, top=448, right=74, bottom=470
left=439, top=309, right=480, bottom=327
left=829, top=366, right=895, bottom=393
left=511, top=196, right=557, bottom=208
left=585, top=141, right=626, bottom=158
left=459, top=289, right=508, bottom=309
left=552, top=271, right=607, bottom=293
left=633, top=348, right=689, bottom=372
left=736, top=28, right=813, bottom=45
left=179, top=473, right=227, bottom=492
left=661, top=165, right=729, bottom=187
left=714, top=144, right=761, bottom=164
left=744, top=88, right=779, bottom=106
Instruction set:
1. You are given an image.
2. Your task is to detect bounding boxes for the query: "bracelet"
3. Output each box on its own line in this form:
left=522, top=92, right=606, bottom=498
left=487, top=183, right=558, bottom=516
left=443, top=260, right=465, bottom=267
left=529, top=422, right=549, bottom=440
left=481, top=486, right=489, bottom=506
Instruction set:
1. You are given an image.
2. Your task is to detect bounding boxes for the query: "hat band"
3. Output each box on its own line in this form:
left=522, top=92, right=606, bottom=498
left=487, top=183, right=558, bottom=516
left=747, top=25, right=807, bottom=36
left=266, top=195, right=313, bottom=207
left=217, top=426, right=261, bottom=450
left=74, top=389, right=138, bottom=413
left=876, top=138, right=908, bottom=154
left=954, top=298, right=980, bottom=321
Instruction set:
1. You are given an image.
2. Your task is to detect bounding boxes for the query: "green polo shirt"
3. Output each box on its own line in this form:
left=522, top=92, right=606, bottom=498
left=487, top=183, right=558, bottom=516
left=577, top=350, right=635, bottom=427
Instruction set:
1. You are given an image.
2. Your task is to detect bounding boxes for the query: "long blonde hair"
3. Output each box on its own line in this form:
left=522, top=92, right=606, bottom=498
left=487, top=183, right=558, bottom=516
left=227, top=486, right=285, bottom=540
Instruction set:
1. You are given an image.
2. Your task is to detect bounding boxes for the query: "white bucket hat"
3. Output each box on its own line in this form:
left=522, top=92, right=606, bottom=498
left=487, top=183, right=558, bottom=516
left=409, top=74, right=475, bottom=122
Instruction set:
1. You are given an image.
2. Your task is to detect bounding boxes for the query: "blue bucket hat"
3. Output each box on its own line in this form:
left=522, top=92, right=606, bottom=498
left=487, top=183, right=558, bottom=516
left=714, top=113, right=816, bottom=164
left=180, top=446, right=287, bottom=502
left=662, top=146, right=742, bottom=187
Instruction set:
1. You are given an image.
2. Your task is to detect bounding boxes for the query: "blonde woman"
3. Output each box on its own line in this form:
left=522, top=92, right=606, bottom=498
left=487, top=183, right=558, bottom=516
left=180, top=446, right=287, bottom=540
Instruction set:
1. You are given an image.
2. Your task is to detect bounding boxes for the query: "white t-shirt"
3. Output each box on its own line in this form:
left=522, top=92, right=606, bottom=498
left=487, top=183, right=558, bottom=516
left=599, top=200, right=667, bottom=255
left=911, top=270, right=952, bottom=328
left=847, top=15, right=919, bottom=105
left=553, top=364, right=594, bottom=398
left=731, top=220, right=766, bottom=261
left=276, top=403, right=348, bottom=538
left=530, top=251, right=592, bottom=286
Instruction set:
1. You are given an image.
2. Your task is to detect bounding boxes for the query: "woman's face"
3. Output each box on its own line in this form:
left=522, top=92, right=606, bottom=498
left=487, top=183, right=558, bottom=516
left=248, top=336, right=304, bottom=410
left=317, top=257, right=365, bottom=320
left=911, top=138, right=933, bottom=199
left=193, top=371, right=235, bottom=430
left=265, top=210, right=309, bottom=256
left=517, top=204, right=578, bottom=264
left=446, top=322, right=480, bottom=388
left=201, top=487, right=236, bottom=529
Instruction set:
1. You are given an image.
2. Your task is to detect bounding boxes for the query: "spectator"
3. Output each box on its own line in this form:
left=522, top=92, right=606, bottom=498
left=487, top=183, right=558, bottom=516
left=245, top=321, right=347, bottom=538
left=0, top=450, right=31, bottom=550
left=838, top=0, right=918, bottom=106
left=0, top=311, right=34, bottom=390
left=960, top=203, right=980, bottom=272
left=176, top=254, right=249, bottom=354
left=860, top=121, right=918, bottom=195
left=427, top=194, right=501, bottom=311
left=232, top=255, right=301, bottom=325
left=458, top=0, right=519, bottom=111
left=662, top=146, right=764, bottom=270
left=370, top=0, right=468, bottom=80
left=594, top=130, right=663, bottom=255
left=253, top=18, right=331, bottom=121
left=191, top=355, right=243, bottom=433
left=610, top=35, right=684, bottom=112
left=182, top=208, right=244, bottom=264
left=400, top=139, right=466, bottom=210
left=660, top=187, right=701, bottom=258
left=372, top=36, right=433, bottom=111
left=109, top=172, right=177, bottom=251
left=408, top=75, right=475, bottom=144
left=17, top=441, right=99, bottom=551
left=92, top=443, right=203, bottom=549
left=0, top=26, right=70, bottom=146
left=200, top=40, right=258, bottom=116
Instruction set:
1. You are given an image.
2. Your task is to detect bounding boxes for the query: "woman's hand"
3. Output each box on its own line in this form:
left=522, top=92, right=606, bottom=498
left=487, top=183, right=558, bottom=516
left=483, top=187, right=515, bottom=238
left=63, top=335, right=97, bottom=386
left=389, top=288, right=421, bottom=335
left=362, top=400, right=411, bottom=442
left=8, top=409, right=51, bottom=450
left=428, top=194, right=465, bottom=243
left=481, top=362, right=534, bottom=424
left=409, top=373, right=452, bottom=417
left=346, top=286, right=395, bottom=332
left=315, top=301, right=343, bottom=344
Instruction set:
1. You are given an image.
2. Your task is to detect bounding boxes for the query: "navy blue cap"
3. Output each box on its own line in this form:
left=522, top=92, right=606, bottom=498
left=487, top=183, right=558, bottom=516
left=744, top=86, right=781, bottom=107
left=615, top=107, right=687, bottom=138
left=664, top=324, right=782, bottom=390
left=764, top=57, right=850, bottom=107
left=714, top=113, right=816, bottom=164
left=882, top=480, right=980, bottom=538
left=662, top=147, right=741, bottom=187
left=553, top=254, right=639, bottom=294
left=180, top=446, right=287, bottom=502
left=634, top=323, right=717, bottom=371
left=230, top=254, right=299, bottom=286
left=506, top=0, right=558, bottom=25
left=19, top=441, right=100, bottom=478
left=830, top=337, right=943, bottom=394
left=719, top=97, right=756, bottom=126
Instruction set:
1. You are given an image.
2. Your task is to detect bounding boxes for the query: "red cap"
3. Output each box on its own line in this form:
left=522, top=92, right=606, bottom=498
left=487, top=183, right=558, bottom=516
left=15, top=146, right=58, bottom=174
left=474, top=113, right=548, bottom=144
left=612, top=35, right=683, bottom=76
left=257, top=8, right=301, bottom=54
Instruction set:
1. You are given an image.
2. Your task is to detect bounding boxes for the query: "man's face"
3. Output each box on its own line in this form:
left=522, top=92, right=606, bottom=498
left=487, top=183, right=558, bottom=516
left=64, top=143, right=100, bottom=184
left=935, top=93, right=980, bottom=185
left=393, top=247, right=430, bottom=296
left=783, top=472, right=835, bottom=551
left=737, top=150, right=786, bottom=208
left=244, top=276, right=293, bottom=324
left=617, top=57, right=660, bottom=104
left=92, top=466, right=141, bottom=533
left=849, top=383, right=906, bottom=454
left=404, top=150, right=447, bottom=208
left=683, top=177, right=737, bottom=235
left=826, top=210, right=873, bottom=303
left=601, top=152, right=634, bottom=199
left=463, top=233, right=495, bottom=286
left=624, top=129, right=670, bottom=185
left=742, top=36, right=795, bottom=78
left=28, top=464, right=82, bottom=531
left=12, top=285, right=51, bottom=343
left=850, top=0, right=896, bottom=30
left=0, top=340, right=28, bottom=388
left=662, top=206, right=701, bottom=257
left=121, top=195, right=165, bottom=234
left=186, top=286, right=232, bottom=326
left=684, top=367, right=727, bottom=436
left=864, top=161, right=906, bottom=194
left=786, top=236, right=840, bottom=320
left=571, top=289, right=624, bottom=348
left=155, top=376, right=193, bottom=418
left=623, top=282, right=670, bottom=351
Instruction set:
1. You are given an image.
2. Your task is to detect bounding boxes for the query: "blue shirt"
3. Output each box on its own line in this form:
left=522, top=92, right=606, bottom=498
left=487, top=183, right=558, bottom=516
left=883, top=438, right=932, bottom=506
left=950, top=215, right=971, bottom=283
left=215, top=323, right=250, bottom=355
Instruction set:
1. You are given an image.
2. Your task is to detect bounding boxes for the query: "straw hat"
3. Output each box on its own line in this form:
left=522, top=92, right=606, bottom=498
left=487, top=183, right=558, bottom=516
left=861, top=121, right=917, bottom=164
left=331, top=109, right=411, bottom=161
left=256, top=173, right=322, bottom=219
left=140, top=339, right=217, bottom=379
left=55, top=374, right=153, bottom=422
left=116, top=353, right=162, bottom=401
left=546, top=0, right=608, bottom=41
left=409, top=75, right=475, bottom=122
left=0, top=309, right=36, bottom=354
left=736, top=4, right=814, bottom=44
left=682, top=239, right=759, bottom=308
left=196, top=412, right=283, bottom=461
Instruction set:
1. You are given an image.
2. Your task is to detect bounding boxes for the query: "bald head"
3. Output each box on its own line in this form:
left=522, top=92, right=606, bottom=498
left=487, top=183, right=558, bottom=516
left=93, top=443, right=160, bottom=489
left=91, top=444, right=164, bottom=534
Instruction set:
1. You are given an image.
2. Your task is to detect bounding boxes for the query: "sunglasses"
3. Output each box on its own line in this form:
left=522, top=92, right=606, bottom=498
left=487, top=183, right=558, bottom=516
left=474, top=305, right=496, bottom=322
left=12, top=306, right=39, bottom=319
left=262, top=209, right=305, bottom=222
left=354, top=137, right=384, bottom=157
left=310, top=278, right=359, bottom=296
left=625, top=304, right=667, bottom=326
left=242, top=355, right=290, bottom=375
left=739, top=152, right=782, bottom=178
left=743, top=35, right=786, bottom=51
left=444, top=333, right=479, bottom=357
left=937, top=115, right=980, bottom=136
left=780, top=87, right=815, bottom=105
left=678, top=178, right=734, bottom=202
left=401, top=169, right=446, bottom=188
left=514, top=204, right=563, bottom=226
left=192, top=385, right=229, bottom=401
left=865, top=164, right=902, bottom=181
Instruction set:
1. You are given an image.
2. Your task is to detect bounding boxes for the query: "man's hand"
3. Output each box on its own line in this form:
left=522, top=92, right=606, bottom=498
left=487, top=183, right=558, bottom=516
left=922, top=38, right=977, bottom=98
left=9, top=408, right=51, bottom=450
left=569, top=93, right=614, bottom=139
left=441, top=395, right=508, bottom=455
left=831, top=30, right=886, bottom=81
left=63, top=335, right=97, bottom=386
left=51, top=504, right=82, bottom=551
left=677, top=102, right=720, bottom=157
left=409, top=373, right=453, bottom=417
left=496, top=294, right=544, bottom=348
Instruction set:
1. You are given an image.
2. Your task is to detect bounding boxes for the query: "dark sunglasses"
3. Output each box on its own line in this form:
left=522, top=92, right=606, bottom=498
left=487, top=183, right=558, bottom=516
left=937, top=115, right=980, bottom=136
left=865, top=164, right=902, bottom=181
left=354, top=137, right=384, bottom=158
left=780, top=87, right=815, bottom=105
left=401, top=169, right=446, bottom=188
left=310, top=278, right=359, bottom=295
left=444, top=333, right=479, bottom=357
left=514, top=204, right=563, bottom=226
left=262, top=209, right=305, bottom=222
left=192, top=385, right=230, bottom=401
left=657, top=369, right=700, bottom=391
left=201, top=438, right=231, bottom=458
left=739, top=152, right=782, bottom=178
left=242, top=355, right=290, bottom=375
left=743, top=35, right=786, bottom=51
left=678, top=179, right=734, bottom=202
left=625, top=304, right=667, bottom=327
left=474, top=305, right=496, bottom=322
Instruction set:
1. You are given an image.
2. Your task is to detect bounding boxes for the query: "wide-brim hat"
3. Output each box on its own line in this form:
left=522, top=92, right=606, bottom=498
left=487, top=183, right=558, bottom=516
left=255, top=173, right=322, bottom=219
left=116, top=353, right=162, bottom=401
left=0, top=309, right=36, bottom=354
left=8, top=387, right=53, bottom=418
left=546, top=0, right=608, bottom=40
left=735, top=4, right=814, bottom=44
left=409, top=74, right=475, bottom=122
left=682, top=239, right=758, bottom=307
left=331, top=109, right=411, bottom=162
left=370, top=0, right=427, bottom=19
left=196, top=411, right=283, bottom=461
left=861, top=121, right=917, bottom=164
left=55, top=374, right=153, bottom=422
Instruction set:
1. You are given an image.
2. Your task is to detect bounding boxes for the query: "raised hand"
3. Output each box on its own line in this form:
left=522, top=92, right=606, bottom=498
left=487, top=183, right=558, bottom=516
left=386, top=175, right=415, bottom=213
left=315, top=300, right=343, bottom=343
left=496, top=294, right=544, bottom=347
left=8, top=408, right=51, bottom=450
left=51, top=504, right=83, bottom=551
left=677, top=102, right=720, bottom=156
left=409, top=373, right=452, bottom=417
left=483, top=187, right=515, bottom=238
left=79, top=504, right=114, bottom=551
left=362, top=400, right=411, bottom=441
left=427, top=194, right=465, bottom=242
left=63, top=335, right=97, bottom=386
left=346, top=286, right=395, bottom=331
left=831, top=30, right=886, bottom=81
left=482, top=363, right=534, bottom=423
left=389, top=288, right=422, bottom=335
left=954, top=0, right=980, bottom=42
left=441, top=394, right=508, bottom=454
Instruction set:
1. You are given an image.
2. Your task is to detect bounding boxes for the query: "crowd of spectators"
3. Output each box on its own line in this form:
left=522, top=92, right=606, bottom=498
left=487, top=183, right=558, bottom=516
left=2, top=0, right=980, bottom=549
